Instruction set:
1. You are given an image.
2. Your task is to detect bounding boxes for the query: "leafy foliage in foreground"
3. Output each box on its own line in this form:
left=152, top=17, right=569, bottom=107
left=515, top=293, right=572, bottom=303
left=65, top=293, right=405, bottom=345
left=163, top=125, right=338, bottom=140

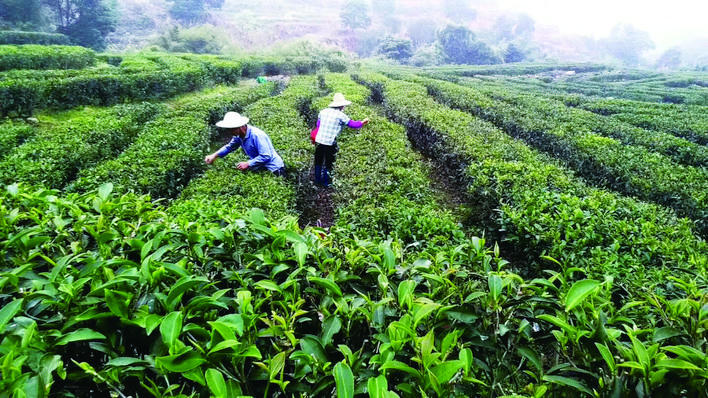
left=0, top=184, right=705, bottom=397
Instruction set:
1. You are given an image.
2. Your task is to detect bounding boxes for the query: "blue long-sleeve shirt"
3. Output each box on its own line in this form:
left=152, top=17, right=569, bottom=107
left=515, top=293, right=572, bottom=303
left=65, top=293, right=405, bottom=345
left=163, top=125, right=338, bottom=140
left=217, top=125, right=285, bottom=172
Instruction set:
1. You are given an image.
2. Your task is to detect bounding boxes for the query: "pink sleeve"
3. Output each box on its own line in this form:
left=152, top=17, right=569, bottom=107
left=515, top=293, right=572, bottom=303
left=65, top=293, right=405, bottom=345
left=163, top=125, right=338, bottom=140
left=347, top=120, right=364, bottom=128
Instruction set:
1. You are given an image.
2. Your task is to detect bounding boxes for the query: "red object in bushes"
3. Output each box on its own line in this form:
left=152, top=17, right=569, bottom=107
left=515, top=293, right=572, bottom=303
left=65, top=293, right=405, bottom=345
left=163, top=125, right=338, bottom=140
left=310, top=127, right=318, bottom=144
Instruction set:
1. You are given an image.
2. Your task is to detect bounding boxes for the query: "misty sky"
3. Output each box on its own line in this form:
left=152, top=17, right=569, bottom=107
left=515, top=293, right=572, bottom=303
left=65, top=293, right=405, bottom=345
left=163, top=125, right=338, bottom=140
left=493, top=0, right=708, bottom=48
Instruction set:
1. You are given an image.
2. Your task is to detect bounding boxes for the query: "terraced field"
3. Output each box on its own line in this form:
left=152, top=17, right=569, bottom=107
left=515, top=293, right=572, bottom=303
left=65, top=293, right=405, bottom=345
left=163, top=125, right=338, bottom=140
left=0, top=47, right=706, bottom=397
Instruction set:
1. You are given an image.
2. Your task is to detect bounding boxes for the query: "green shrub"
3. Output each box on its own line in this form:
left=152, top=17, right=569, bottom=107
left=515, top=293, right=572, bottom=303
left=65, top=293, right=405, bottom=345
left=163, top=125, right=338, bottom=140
left=0, top=30, right=71, bottom=45
left=407, top=73, right=708, bottom=235
left=0, top=45, right=95, bottom=71
left=70, top=84, right=276, bottom=198
left=0, top=120, right=35, bottom=157
left=353, top=71, right=707, bottom=282
left=1, top=183, right=705, bottom=397
left=0, top=103, right=163, bottom=188
left=169, top=76, right=320, bottom=222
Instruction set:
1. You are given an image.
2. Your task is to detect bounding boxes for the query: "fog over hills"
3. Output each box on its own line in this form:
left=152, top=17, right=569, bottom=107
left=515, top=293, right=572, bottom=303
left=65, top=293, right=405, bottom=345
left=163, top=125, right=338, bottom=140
left=104, top=0, right=707, bottom=68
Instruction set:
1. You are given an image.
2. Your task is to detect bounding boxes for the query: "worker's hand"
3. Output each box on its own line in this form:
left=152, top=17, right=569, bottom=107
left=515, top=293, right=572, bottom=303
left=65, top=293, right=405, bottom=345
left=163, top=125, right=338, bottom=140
left=205, top=154, right=217, bottom=165
left=237, top=162, right=250, bottom=170
left=362, top=118, right=370, bottom=126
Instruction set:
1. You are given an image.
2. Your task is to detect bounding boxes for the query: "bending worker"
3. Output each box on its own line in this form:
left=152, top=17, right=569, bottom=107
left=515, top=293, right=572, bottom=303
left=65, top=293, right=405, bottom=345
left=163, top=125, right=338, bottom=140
left=204, top=111, right=286, bottom=176
left=313, top=93, right=369, bottom=186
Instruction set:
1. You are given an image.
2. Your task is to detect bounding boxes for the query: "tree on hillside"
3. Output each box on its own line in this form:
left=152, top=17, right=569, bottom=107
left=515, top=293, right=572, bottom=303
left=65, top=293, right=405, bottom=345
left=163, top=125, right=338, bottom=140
left=376, top=36, right=412, bottom=62
left=655, top=47, right=681, bottom=70
left=602, top=23, right=654, bottom=66
left=0, top=0, right=46, bottom=29
left=341, top=0, right=371, bottom=30
left=438, top=25, right=499, bottom=65
left=44, top=0, right=117, bottom=50
left=406, top=18, right=437, bottom=48
left=503, top=43, right=525, bottom=63
left=443, top=0, right=477, bottom=23
left=168, top=0, right=224, bottom=26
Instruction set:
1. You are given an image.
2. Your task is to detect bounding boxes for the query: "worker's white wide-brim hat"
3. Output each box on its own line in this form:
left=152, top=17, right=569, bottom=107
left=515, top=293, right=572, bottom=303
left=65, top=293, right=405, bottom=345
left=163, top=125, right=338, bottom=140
left=216, top=112, right=249, bottom=128
left=328, top=93, right=352, bottom=108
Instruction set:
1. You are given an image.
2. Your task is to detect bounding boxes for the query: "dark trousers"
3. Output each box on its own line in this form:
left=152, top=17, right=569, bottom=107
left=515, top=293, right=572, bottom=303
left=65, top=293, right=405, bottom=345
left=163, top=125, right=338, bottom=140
left=314, top=143, right=337, bottom=185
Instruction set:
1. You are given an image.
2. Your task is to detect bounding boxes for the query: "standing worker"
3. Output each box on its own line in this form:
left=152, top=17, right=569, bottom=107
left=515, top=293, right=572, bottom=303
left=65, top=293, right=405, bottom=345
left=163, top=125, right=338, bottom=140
left=312, top=93, right=369, bottom=186
left=204, top=112, right=286, bottom=176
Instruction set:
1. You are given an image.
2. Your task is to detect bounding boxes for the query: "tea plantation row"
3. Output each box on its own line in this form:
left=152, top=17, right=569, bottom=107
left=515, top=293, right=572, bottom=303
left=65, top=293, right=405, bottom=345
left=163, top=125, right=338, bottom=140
left=0, top=64, right=706, bottom=397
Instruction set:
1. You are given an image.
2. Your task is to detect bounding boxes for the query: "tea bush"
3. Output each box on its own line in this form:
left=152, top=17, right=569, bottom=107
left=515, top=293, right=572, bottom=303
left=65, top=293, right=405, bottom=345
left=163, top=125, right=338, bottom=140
left=0, top=120, right=35, bottom=158
left=353, top=71, right=707, bottom=283
left=1, top=183, right=705, bottom=397
left=169, top=76, right=320, bottom=222
left=70, top=84, right=277, bottom=199
left=0, top=103, right=162, bottom=189
left=404, top=73, right=708, bottom=235
left=0, top=31, right=70, bottom=45
left=0, top=45, right=96, bottom=71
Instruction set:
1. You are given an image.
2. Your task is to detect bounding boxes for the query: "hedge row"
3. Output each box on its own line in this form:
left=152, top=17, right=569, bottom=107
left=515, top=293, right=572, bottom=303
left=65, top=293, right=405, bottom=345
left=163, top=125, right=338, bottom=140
left=168, top=76, right=320, bottom=222
left=422, top=63, right=609, bottom=76
left=0, top=45, right=96, bottom=71
left=404, top=73, right=708, bottom=235
left=574, top=98, right=708, bottom=146
left=0, top=103, right=163, bottom=189
left=0, top=30, right=70, bottom=45
left=68, top=84, right=277, bottom=198
left=0, top=57, right=233, bottom=117
left=353, top=71, right=707, bottom=283
left=0, top=53, right=350, bottom=117
left=240, top=54, right=348, bottom=77
left=309, top=73, right=467, bottom=249
left=448, top=75, right=708, bottom=168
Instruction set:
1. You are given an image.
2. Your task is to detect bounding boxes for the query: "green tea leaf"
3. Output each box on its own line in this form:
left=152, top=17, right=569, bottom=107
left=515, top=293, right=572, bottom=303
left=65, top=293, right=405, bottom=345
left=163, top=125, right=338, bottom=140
left=104, top=289, right=130, bottom=319
left=431, top=360, right=464, bottom=384
left=308, top=276, right=343, bottom=298
left=655, top=359, right=701, bottom=371
left=321, top=315, right=342, bottom=347
left=594, top=342, right=616, bottom=373
left=97, top=182, right=113, bottom=201
left=294, top=242, right=308, bottom=267
left=518, top=347, right=543, bottom=374
left=488, top=274, right=502, bottom=303
left=166, top=276, right=209, bottom=311
left=156, top=349, right=205, bottom=372
left=380, top=360, right=420, bottom=378
left=300, top=335, right=328, bottom=363
left=367, top=375, right=388, bottom=398
left=397, top=280, right=416, bottom=310
left=268, top=351, right=287, bottom=380
left=0, top=298, right=23, bottom=333
left=205, top=368, right=228, bottom=398
left=333, top=362, right=354, bottom=398
left=542, top=375, right=593, bottom=396
left=160, top=311, right=183, bottom=348
left=565, top=279, right=600, bottom=312
left=56, top=328, right=106, bottom=345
